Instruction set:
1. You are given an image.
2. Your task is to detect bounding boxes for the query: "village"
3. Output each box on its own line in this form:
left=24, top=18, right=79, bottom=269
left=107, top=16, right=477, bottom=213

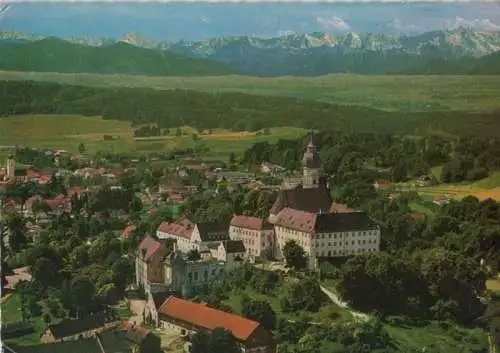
left=0, top=135, right=389, bottom=353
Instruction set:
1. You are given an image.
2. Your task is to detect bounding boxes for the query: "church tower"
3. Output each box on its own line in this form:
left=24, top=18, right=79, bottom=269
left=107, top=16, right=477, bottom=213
left=6, top=155, right=15, bottom=181
left=302, top=131, right=322, bottom=189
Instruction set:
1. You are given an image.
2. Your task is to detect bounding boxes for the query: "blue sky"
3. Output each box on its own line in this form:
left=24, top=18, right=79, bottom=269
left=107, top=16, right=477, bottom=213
left=1, top=2, right=500, bottom=41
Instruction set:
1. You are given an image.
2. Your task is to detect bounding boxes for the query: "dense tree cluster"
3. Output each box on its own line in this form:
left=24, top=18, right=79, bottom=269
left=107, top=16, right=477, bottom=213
left=2, top=80, right=500, bottom=137
left=243, top=131, right=500, bottom=185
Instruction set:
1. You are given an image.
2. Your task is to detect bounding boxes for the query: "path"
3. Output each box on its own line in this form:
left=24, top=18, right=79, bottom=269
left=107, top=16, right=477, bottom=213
left=320, top=285, right=369, bottom=322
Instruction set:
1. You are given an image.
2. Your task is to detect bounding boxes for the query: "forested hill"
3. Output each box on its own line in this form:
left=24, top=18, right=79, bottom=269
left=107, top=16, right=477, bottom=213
left=1, top=80, right=499, bottom=137
left=0, top=38, right=235, bottom=76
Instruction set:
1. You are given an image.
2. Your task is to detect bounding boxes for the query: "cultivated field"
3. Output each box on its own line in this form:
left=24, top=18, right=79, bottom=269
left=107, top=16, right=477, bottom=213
left=1, top=71, right=499, bottom=112
left=400, top=172, right=500, bottom=201
left=0, top=114, right=306, bottom=158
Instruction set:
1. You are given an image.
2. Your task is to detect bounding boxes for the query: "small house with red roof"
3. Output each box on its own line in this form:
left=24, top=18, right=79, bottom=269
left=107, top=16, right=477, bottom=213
left=229, top=215, right=274, bottom=261
left=135, top=236, right=170, bottom=293
left=158, top=296, right=276, bottom=353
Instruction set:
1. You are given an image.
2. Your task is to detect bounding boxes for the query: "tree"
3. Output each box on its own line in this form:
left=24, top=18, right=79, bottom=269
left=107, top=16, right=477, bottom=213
left=78, top=143, right=86, bottom=154
left=187, top=249, right=201, bottom=261
left=192, top=133, right=199, bottom=141
left=190, top=328, right=240, bottom=353
left=71, top=276, right=96, bottom=316
left=176, top=127, right=182, bottom=136
left=282, top=240, right=307, bottom=270
left=242, top=299, right=277, bottom=330
left=229, top=152, right=236, bottom=166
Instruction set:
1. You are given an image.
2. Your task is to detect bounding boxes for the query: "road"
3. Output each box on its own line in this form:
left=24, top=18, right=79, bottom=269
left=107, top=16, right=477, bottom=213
left=320, top=285, right=369, bottom=322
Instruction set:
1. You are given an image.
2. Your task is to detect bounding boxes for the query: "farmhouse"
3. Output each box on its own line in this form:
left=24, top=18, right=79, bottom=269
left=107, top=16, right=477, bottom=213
left=158, top=296, right=277, bottom=353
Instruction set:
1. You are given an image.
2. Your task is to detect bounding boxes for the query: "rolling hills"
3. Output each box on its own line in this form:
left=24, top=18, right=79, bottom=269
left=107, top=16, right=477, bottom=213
left=1, top=28, right=500, bottom=76
left=1, top=80, right=499, bottom=138
left=0, top=37, right=235, bottom=76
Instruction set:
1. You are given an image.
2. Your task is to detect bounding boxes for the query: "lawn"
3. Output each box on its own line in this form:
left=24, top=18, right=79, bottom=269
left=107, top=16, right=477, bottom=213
left=385, top=322, right=488, bottom=353
left=1, top=293, right=47, bottom=346
left=486, top=279, right=500, bottom=293
left=223, top=283, right=353, bottom=325
left=0, top=115, right=307, bottom=158
left=1, top=71, right=499, bottom=113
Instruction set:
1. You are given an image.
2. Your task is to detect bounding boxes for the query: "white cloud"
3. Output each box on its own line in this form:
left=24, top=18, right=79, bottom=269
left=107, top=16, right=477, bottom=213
left=446, top=16, right=500, bottom=31
left=316, top=15, right=351, bottom=31
left=200, top=15, right=211, bottom=24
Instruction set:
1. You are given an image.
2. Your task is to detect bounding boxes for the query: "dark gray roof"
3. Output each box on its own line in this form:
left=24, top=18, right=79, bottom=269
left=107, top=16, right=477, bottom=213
left=196, top=222, right=230, bottom=242
left=221, top=240, right=246, bottom=253
left=151, top=291, right=171, bottom=310
left=270, top=182, right=332, bottom=216
left=98, top=330, right=134, bottom=353
left=6, top=338, right=102, bottom=353
left=47, top=312, right=116, bottom=339
left=314, top=212, right=379, bottom=233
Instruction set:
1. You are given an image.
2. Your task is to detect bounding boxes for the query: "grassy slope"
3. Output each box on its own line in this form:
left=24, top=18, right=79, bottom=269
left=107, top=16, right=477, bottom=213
left=0, top=38, right=234, bottom=76
left=321, top=281, right=487, bottom=352
left=1, top=293, right=46, bottom=346
left=0, top=114, right=306, bottom=157
left=0, top=71, right=499, bottom=113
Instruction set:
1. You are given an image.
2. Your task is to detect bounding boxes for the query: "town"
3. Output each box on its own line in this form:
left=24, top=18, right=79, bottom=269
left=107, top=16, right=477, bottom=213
left=0, top=134, right=383, bottom=352
left=1, top=127, right=499, bottom=353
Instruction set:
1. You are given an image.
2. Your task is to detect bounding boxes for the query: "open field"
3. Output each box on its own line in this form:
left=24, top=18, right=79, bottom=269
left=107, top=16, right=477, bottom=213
left=398, top=172, right=500, bottom=201
left=0, top=114, right=307, bottom=157
left=1, top=71, right=499, bottom=112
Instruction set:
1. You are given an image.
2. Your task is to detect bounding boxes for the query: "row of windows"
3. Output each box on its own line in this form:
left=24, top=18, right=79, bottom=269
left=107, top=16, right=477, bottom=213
left=316, top=248, right=378, bottom=257
left=314, top=231, right=378, bottom=239
left=315, top=239, right=378, bottom=247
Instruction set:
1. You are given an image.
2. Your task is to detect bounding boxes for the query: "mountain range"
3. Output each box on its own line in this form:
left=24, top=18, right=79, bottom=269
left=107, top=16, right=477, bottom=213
left=1, top=28, right=499, bottom=76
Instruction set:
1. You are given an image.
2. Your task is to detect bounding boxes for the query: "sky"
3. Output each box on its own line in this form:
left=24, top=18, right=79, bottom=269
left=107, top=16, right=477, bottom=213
left=1, top=1, right=500, bottom=41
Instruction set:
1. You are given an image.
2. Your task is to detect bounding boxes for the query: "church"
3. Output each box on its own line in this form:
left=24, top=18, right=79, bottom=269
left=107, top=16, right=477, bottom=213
left=267, top=133, right=381, bottom=269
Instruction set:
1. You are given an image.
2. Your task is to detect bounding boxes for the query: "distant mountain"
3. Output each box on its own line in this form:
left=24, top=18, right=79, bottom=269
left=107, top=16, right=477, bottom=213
left=163, top=28, right=500, bottom=76
left=0, top=28, right=499, bottom=76
left=0, top=37, right=235, bottom=76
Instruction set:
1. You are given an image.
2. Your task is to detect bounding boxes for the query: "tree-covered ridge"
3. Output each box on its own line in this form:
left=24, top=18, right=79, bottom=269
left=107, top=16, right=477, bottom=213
left=0, top=37, right=235, bottom=76
left=1, top=80, right=500, bottom=137
left=243, top=131, right=500, bottom=184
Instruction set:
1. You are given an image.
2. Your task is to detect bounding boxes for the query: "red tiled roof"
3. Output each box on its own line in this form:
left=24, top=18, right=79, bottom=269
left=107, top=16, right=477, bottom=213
left=138, top=235, right=163, bottom=262
left=329, top=203, right=358, bottom=214
left=158, top=296, right=260, bottom=341
left=157, top=221, right=192, bottom=239
left=170, top=193, right=184, bottom=201
left=230, top=215, right=271, bottom=231
left=122, top=224, right=136, bottom=239
left=275, top=208, right=317, bottom=233
left=45, top=198, right=70, bottom=211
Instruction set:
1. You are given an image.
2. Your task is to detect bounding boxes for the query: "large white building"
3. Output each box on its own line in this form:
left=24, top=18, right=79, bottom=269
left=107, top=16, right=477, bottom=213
left=268, top=132, right=381, bottom=268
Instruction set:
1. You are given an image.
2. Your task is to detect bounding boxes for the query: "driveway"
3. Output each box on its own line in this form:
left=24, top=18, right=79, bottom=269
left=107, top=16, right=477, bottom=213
left=320, top=285, right=369, bottom=322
